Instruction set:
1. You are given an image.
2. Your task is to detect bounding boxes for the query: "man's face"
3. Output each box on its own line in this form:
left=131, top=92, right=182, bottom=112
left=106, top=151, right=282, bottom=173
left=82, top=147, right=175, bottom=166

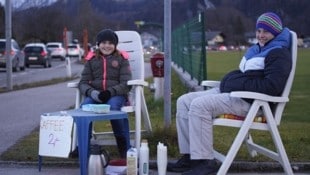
left=98, top=41, right=116, bottom=55
left=256, top=28, right=275, bottom=47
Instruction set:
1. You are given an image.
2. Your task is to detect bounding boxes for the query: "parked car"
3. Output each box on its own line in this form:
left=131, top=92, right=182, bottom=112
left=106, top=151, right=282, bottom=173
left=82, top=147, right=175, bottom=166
left=46, top=42, right=66, bottom=61
left=24, top=43, right=51, bottom=68
left=0, top=39, right=25, bottom=72
left=303, top=38, right=310, bottom=48
left=67, top=43, right=84, bottom=60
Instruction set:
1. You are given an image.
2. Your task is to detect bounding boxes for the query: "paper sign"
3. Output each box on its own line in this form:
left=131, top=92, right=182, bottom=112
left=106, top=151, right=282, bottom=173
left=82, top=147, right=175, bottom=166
left=38, top=114, right=73, bottom=158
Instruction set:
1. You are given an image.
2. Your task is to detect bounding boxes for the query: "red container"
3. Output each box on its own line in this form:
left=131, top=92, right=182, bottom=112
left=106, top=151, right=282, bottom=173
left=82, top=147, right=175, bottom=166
left=150, top=52, right=164, bottom=77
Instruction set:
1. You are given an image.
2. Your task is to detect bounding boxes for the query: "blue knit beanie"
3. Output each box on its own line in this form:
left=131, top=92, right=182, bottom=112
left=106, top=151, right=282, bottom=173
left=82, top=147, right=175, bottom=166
left=256, top=12, right=283, bottom=36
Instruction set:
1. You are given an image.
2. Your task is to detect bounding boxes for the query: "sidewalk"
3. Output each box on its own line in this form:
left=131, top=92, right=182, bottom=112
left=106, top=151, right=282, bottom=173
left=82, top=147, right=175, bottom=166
left=0, top=161, right=309, bottom=175
left=0, top=81, right=77, bottom=155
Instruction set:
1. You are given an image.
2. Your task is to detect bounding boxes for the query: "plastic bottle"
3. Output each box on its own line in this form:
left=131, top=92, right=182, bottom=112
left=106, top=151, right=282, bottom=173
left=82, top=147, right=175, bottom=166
left=139, top=139, right=149, bottom=175
left=88, top=144, right=108, bottom=175
left=126, top=147, right=138, bottom=175
left=157, top=142, right=167, bottom=175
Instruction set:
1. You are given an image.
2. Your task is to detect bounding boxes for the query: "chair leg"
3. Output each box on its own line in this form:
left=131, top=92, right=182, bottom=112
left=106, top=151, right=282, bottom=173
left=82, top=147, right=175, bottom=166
left=71, top=123, right=78, bottom=151
left=134, top=86, right=142, bottom=152
left=269, top=127, right=294, bottom=174
left=38, top=155, right=42, bottom=171
left=141, top=92, right=152, bottom=133
left=244, top=133, right=258, bottom=157
left=217, top=122, right=252, bottom=174
left=263, top=104, right=294, bottom=175
left=217, top=103, right=260, bottom=174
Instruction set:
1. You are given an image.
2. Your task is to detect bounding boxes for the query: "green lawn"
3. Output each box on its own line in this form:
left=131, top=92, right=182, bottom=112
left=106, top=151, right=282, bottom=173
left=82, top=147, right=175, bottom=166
left=1, top=49, right=309, bottom=163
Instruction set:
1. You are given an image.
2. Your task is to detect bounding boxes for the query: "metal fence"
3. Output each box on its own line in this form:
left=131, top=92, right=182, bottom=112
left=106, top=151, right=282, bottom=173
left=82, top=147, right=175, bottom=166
left=172, top=12, right=207, bottom=83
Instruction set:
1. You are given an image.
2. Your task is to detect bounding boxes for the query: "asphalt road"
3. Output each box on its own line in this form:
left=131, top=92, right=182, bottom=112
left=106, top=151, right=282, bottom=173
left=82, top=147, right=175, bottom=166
left=0, top=81, right=77, bottom=154
left=0, top=57, right=83, bottom=88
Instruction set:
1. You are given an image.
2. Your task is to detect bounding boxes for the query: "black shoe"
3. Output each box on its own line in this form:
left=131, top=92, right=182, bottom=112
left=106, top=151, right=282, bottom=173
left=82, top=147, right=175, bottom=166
left=182, top=159, right=219, bottom=175
left=167, top=154, right=191, bottom=172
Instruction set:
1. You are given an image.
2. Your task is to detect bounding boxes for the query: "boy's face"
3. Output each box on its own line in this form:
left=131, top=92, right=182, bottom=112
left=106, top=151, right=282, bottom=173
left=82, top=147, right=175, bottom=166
left=98, top=41, right=116, bottom=55
left=256, top=28, right=275, bottom=47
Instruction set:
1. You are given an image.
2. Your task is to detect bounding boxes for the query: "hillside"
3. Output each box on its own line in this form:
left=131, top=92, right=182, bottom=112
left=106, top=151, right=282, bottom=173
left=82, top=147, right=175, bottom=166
left=0, top=0, right=309, bottom=45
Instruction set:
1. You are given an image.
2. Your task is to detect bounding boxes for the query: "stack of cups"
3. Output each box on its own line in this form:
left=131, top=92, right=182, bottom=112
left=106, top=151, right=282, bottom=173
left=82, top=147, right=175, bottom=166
left=157, top=142, right=167, bottom=175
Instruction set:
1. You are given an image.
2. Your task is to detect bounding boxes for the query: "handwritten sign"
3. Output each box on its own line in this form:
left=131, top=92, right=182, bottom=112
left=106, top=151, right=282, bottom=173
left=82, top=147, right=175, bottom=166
left=38, top=114, right=73, bottom=158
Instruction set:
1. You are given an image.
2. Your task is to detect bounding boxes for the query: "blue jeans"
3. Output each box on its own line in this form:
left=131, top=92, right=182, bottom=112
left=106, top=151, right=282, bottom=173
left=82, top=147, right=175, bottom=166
left=81, top=96, right=131, bottom=157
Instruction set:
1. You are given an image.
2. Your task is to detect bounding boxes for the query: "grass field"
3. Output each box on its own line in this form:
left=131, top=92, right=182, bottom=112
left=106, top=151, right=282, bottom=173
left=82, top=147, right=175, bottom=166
left=1, top=49, right=309, bottom=163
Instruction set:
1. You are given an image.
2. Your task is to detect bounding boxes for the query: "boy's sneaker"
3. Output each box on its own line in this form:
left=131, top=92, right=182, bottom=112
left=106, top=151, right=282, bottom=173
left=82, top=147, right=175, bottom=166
left=182, top=159, right=219, bottom=175
left=167, top=154, right=191, bottom=172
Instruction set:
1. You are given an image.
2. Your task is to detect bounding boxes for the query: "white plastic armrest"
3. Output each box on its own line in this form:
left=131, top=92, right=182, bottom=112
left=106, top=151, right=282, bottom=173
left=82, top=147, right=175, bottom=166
left=121, top=106, right=134, bottom=113
left=230, top=91, right=289, bottom=103
left=128, top=79, right=148, bottom=86
left=67, top=81, right=79, bottom=88
left=201, top=80, right=220, bottom=88
left=68, top=80, right=148, bottom=88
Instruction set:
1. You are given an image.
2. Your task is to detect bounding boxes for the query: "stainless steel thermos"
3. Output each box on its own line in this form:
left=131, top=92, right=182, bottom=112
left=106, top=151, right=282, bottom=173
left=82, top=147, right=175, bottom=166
left=88, top=144, right=109, bottom=175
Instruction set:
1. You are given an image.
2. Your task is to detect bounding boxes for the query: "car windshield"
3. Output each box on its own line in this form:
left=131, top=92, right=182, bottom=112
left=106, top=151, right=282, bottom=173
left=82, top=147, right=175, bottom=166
left=24, top=46, right=43, bottom=53
left=68, top=45, right=77, bottom=49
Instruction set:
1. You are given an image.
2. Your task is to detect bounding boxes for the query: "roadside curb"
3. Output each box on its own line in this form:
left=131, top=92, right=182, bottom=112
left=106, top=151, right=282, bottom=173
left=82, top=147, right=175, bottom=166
left=1, top=160, right=309, bottom=173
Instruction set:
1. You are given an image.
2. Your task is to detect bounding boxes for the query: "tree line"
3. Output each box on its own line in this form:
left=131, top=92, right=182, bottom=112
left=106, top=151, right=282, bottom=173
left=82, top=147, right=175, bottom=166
left=0, top=0, right=309, bottom=46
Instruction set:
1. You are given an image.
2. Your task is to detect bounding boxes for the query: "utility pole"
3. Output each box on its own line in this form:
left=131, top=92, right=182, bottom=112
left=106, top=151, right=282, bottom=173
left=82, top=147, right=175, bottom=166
left=5, top=0, right=12, bottom=90
left=163, top=0, right=171, bottom=128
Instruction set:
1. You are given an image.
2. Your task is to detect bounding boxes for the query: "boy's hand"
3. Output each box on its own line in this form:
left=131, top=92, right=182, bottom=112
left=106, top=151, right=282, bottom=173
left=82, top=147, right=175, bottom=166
left=99, top=90, right=111, bottom=103
left=90, top=90, right=102, bottom=103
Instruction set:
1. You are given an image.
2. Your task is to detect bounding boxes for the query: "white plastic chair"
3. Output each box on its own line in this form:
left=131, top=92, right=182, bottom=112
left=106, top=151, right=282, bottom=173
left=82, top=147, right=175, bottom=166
left=201, top=30, right=297, bottom=175
left=67, top=30, right=152, bottom=150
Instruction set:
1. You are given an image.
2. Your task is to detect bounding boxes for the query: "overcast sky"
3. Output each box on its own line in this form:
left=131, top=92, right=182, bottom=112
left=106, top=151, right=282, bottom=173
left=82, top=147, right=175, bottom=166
left=1, top=0, right=57, bottom=8
left=0, top=0, right=28, bottom=7
left=0, top=0, right=13, bottom=6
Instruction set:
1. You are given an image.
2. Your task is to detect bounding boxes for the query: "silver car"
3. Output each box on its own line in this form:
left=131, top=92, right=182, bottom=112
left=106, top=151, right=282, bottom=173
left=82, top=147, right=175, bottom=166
left=0, top=39, right=25, bottom=72
left=67, top=43, right=84, bottom=61
left=46, top=42, right=66, bottom=61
